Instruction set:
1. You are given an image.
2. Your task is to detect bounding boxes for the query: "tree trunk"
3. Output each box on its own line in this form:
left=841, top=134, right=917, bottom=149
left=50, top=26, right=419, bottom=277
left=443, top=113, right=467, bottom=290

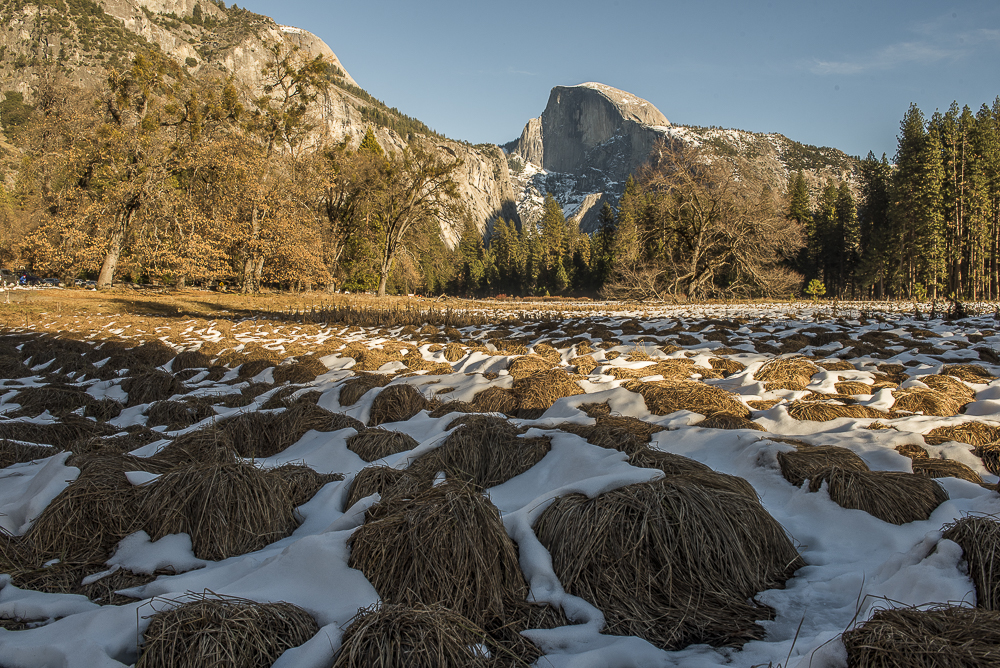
left=96, top=208, right=134, bottom=289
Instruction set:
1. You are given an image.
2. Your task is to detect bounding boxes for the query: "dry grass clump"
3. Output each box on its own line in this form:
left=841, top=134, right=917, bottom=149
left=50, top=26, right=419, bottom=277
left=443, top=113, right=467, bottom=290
left=269, top=463, right=343, bottom=507
left=532, top=342, right=562, bottom=365
left=841, top=605, right=1000, bottom=668
left=974, top=443, right=1000, bottom=475
left=333, top=603, right=532, bottom=668
left=0, top=440, right=59, bottom=468
left=103, top=341, right=177, bottom=372
left=427, top=400, right=477, bottom=418
left=235, top=359, right=275, bottom=380
left=471, top=386, right=519, bottom=415
left=506, top=354, right=553, bottom=379
left=121, top=370, right=183, bottom=407
left=893, top=388, right=963, bottom=416
left=152, top=427, right=236, bottom=468
left=787, top=402, right=891, bottom=422
left=339, top=373, right=393, bottom=407
left=910, top=457, right=982, bottom=483
left=919, top=374, right=976, bottom=404
left=754, top=357, right=819, bottom=391
left=369, top=384, right=429, bottom=425
left=145, top=399, right=216, bottom=431
left=696, top=413, right=763, bottom=430
left=442, top=342, right=466, bottom=362
left=776, top=443, right=870, bottom=488
left=925, top=421, right=1000, bottom=447
left=346, top=466, right=426, bottom=509
left=171, top=350, right=211, bottom=371
left=137, top=593, right=319, bottom=668
left=747, top=399, right=782, bottom=411
left=0, top=415, right=119, bottom=449
left=352, top=347, right=399, bottom=372
left=571, top=354, right=597, bottom=375
left=347, top=428, right=418, bottom=462
left=512, top=369, right=584, bottom=413
left=607, top=359, right=699, bottom=381
left=273, top=356, right=328, bottom=384
left=220, top=403, right=364, bottom=458
left=401, top=355, right=455, bottom=375
left=942, top=364, right=996, bottom=383
left=942, top=515, right=1000, bottom=610
left=534, top=478, right=802, bottom=650
left=139, top=461, right=302, bottom=561
left=835, top=381, right=875, bottom=395
left=816, top=360, right=856, bottom=371
left=24, top=468, right=142, bottom=562
left=9, top=386, right=121, bottom=421
left=348, top=482, right=539, bottom=646
left=625, top=379, right=751, bottom=419
left=709, top=357, right=746, bottom=376
left=808, top=468, right=949, bottom=524
left=409, top=415, right=548, bottom=489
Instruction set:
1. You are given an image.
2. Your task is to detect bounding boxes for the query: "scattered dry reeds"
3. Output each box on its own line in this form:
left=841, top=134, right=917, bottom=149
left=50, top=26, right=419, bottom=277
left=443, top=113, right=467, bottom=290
left=409, top=415, right=548, bottom=489
left=942, top=515, right=1000, bottom=610
left=920, top=374, right=976, bottom=405
left=625, top=379, right=751, bottom=418
left=427, top=400, right=477, bottom=417
left=571, top=354, right=597, bottom=375
left=835, top=381, right=875, bottom=395
left=0, top=440, right=59, bottom=468
left=0, top=415, right=119, bottom=449
left=139, top=461, right=302, bottom=561
left=708, top=358, right=746, bottom=376
left=754, top=357, right=819, bottom=391
left=9, top=386, right=121, bottom=421
left=137, top=593, right=319, bottom=668
left=841, top=605, right=1000, bottom=668
left=368, top=384, right=429, bottom=426
left=807, top=467, right=949, bottom=524
left=534, top=478, right=802, bottom=650
left=273, top=356, right=328, bottom=384
left=219, top=403, right=364, bottom=458
left=347, top=428, right=418, bottom=462
left=974, top=442, right=1000, bottom=475
left=333, top=603, right=532, bottom=668
left=145, top=399, right=216, bottom=431
left=696, top=412, right=763, bottom=430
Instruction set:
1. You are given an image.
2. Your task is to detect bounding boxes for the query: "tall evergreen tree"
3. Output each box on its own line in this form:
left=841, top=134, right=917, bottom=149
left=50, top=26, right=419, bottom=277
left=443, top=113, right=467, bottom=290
left=858, top=152, right=893, bottom=297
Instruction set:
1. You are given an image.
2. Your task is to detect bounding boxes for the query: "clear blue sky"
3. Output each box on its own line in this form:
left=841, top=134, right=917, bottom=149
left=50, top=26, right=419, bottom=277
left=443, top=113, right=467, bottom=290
left=237, top=0, right=1000, bottom=160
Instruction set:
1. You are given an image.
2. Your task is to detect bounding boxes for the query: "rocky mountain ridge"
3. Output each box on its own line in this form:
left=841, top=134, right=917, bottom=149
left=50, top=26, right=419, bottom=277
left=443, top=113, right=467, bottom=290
left=506, top=83, right=858, bottom=233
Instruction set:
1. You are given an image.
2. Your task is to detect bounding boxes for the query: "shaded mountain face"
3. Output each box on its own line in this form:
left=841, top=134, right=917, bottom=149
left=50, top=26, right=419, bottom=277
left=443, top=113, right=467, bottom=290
left=505, top=82, right=857, bottom=233
left=0, top=0, right=519, bottom=245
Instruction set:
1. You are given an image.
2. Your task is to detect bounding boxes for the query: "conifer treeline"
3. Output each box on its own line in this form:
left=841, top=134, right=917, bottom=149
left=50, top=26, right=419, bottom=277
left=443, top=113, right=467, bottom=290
left=797, top=98, right=1000, bottom=301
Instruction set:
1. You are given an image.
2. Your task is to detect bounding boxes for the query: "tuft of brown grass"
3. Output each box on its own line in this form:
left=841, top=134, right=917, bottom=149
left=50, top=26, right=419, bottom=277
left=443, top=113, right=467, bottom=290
left=942, top=515, right=1000, bottom=610
left=808, top=467, right=949, bottom=525
left=942, top=364, right=996, bottom=383
left=409, top=415, right=549, bottom=489
left=787, top=402, right=891, bottom=422
left=926, top=421, right=1000, bottom=447
left=571, top=354, right=597, bottom=375
left=920, top=374, right=976, bottom=405
left=506, top=355, right=553, bottom=379
left=139, top=461, right=303, bottom=561
left=974, top=442, right=1000, bottom=475
left=218, top=403, right=364, bottom=458
left=346, top=466, right=426, bottom=509
left=534, top=478, right=802, bottom=650
left=910, top=458, right=982, bottom=484
left=471, top=387, right=519, bottom=416
left=368, top=384, right=429, bottom=426
left=273, top=356, right=328, bottom=384
left=708, top=357, right=746, bottom=377
left=696, top=412, right=763, bottom=430
left=834, top=381, right=875, bottom=395
left=776, top=443, right=870, bottom=488
left=842, top=605, right=1000, bottom=668
left=893, top=388, right=962, bottom=417
left=137, top=593, right=319, bottom=668
left=339, top=373, right=392, bottom=407
left=122, top=370, right=183, bottom=407
left=333, top=603, right=535, bottom=668
left=171, top=350, right=212, bottom=372
left=0, top=440, right=60, bottom=468
left=625, top=379, right=751, bottom=419
left=754, top=357, right=819, bottom=391
left=512, top=369, right=584, bottom=414
left=347, top=428, right=418, bottom=462
left=145, top=399, right=216, bottom=431
left=815, top=360, right=855, bottom=371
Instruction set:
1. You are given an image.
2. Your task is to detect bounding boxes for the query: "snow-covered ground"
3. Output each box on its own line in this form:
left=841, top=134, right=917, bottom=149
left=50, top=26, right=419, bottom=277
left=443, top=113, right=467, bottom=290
left=1, top=302, right=999, bottom=667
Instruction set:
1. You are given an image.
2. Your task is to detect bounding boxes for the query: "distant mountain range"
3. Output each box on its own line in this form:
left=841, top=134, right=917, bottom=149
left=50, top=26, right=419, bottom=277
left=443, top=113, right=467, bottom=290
left=0, top=0, right=856, bottom=243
